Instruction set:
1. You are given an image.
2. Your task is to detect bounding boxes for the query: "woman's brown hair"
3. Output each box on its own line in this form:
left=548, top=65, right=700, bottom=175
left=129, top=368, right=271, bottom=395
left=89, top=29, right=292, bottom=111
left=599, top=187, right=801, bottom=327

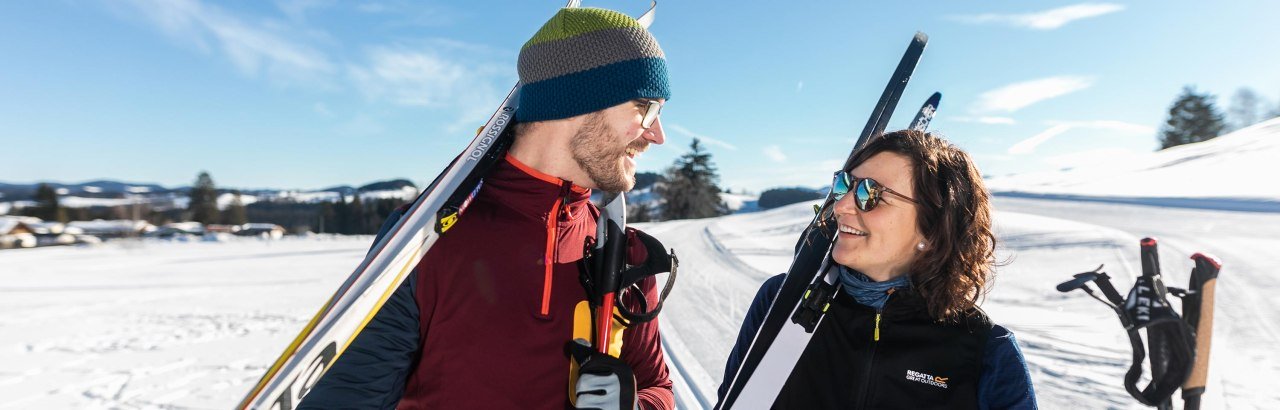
left=845, top=129, right=996, bottom=322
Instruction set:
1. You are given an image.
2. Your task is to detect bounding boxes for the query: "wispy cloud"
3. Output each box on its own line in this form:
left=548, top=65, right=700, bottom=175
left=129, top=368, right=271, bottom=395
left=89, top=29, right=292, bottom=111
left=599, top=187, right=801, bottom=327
left=116, top=0, right=334, bottom=85
left=347, top=41, right=510, bottom=131
left=952, top=116, right=1017, bottom=125
left=275, top=0, right=335, bottom=22
left=1042, top=147, right=1144, bottom=169
left=1008, top=125, right=1072, bottom=155
left=313, top=102, right=332, bottom=116
left=1008, top=120, right=1155, bottom=155
left=763, top=145, right=787, bottom=162
left=665, top=123, right=738, bottom=151
left=796, top=81, right=804, bottom=93
left=973, top=76, right=1095, bottom=113
left=950, top=3, right=1125, bottom=30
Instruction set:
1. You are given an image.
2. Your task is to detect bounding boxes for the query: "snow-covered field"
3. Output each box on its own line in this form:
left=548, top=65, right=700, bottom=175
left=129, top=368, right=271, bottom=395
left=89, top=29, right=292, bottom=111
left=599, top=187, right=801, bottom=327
left=3, top=198, right=1278, bottom=408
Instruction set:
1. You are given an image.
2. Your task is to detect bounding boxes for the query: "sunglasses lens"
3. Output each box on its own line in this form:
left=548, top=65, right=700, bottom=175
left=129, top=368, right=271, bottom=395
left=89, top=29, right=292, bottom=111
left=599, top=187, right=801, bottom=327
left=641, top=101, right=662, bottom=128
left=855, top=178, right=876, bottom=211
left=832, top=172, right=851, bottom=200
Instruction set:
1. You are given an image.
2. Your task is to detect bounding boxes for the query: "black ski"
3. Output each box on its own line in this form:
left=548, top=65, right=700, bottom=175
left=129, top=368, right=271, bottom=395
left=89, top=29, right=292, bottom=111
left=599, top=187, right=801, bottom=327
left=909, top=92, right=941, bottom=132
left=716, top=32, right=929, bottom=410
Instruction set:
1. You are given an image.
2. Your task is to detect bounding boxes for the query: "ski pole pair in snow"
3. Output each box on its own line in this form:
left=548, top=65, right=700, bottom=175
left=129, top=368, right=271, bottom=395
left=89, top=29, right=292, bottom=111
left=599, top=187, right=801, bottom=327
left=1057, top=238, right=1221, bottom=409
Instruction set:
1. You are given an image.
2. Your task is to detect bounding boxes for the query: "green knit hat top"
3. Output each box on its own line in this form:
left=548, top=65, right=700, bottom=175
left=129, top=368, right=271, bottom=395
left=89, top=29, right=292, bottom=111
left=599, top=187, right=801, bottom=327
left=516, top=7, right=671, bottom=122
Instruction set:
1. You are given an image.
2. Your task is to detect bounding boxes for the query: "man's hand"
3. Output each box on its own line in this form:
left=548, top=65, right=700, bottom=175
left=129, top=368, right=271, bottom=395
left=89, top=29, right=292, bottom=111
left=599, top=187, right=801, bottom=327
left=567, top=339, right=637, bottom=410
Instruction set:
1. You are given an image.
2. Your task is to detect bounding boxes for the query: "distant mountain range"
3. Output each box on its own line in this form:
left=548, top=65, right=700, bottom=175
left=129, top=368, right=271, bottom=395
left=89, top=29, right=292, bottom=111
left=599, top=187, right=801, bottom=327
left=0, top=179, right=417, bottom=201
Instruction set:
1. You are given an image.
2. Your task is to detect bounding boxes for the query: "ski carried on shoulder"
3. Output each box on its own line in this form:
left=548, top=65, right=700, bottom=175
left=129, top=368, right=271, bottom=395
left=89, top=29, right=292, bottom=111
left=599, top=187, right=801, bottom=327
left=235, top=1, right=663, bottom=408
left=716, top=33, right=932, bottom=410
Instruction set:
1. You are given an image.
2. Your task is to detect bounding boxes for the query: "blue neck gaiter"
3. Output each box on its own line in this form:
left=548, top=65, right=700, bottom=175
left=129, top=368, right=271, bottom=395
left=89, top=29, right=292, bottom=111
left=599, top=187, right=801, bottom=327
left=838, top=265, right=910, bottom=310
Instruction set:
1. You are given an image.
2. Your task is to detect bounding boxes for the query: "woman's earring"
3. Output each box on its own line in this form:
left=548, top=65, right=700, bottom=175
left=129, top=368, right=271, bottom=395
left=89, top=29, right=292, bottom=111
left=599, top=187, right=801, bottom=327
left=916, top=242, right=926, bottom=251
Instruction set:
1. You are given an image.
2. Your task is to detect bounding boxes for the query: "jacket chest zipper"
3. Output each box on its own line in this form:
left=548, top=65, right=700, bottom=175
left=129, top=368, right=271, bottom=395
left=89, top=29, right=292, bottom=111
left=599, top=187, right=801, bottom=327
left=539, top=182, right=573, bottom=317
left=856, top=288, right=895, bottom=410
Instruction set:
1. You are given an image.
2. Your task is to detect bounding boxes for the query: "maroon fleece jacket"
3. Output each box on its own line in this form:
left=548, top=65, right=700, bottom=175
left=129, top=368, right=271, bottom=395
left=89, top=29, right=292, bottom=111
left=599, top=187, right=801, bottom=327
left=397, top=155, right=674, bottom=409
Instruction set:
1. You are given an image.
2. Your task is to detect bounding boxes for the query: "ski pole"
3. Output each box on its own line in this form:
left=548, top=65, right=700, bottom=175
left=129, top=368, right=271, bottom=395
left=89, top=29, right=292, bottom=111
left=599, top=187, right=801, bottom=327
left=1181, top=253, right=1221, bottom=410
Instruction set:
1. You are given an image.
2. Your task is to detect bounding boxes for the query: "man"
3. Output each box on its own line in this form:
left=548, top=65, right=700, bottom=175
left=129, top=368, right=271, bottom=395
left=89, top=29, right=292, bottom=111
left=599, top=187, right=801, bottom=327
left=299, top=7, right=674, bottom=410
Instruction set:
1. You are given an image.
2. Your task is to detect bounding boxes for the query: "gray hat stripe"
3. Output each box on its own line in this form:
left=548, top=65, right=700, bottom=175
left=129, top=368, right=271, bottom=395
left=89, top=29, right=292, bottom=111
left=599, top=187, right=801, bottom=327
left=518, top=26, right=665, bottom=84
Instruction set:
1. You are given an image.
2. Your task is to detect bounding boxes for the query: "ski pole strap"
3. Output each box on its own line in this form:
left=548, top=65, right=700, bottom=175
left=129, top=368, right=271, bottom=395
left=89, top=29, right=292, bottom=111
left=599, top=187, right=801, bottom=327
left=1122, top=316, right=1195, bottom=406
left=1119, top=271, right=1196, bottom=406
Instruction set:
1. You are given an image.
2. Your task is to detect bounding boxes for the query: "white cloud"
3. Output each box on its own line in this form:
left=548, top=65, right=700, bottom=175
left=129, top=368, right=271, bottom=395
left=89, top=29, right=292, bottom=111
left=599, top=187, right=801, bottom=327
left=118, top=0, right=334, bottom=85
left=347, top=42, right=510, bottom=130
left=973, top=76, right=1094, bottom=113
left=950, top=3, right=1125, bottom=30
left=1042, top=147, right=1144, bottom=169
left=952, top=116, right=1017, bottom=125
left=763, top=145, right=787, bottom=162
left=665, top=123, right=738, bottom=151
left=313, top=102, right=332, bottom=116
left=1007, top=120, right=1155, bottom=155
left=275, top=0, right=335, bottom=22
left=1008, top=125, right=1072, bottom=155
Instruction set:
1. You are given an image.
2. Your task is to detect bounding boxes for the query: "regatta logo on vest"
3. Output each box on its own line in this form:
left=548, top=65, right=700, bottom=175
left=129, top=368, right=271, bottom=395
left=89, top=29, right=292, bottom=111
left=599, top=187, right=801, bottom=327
left=905, top=369, right=949, bottom=389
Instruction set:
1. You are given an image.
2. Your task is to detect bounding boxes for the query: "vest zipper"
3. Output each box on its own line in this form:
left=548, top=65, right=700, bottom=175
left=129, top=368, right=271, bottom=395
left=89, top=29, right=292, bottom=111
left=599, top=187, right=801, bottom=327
left=857, top=288, right=895, bottom=409
left=539, top=181, right=574, bottom=317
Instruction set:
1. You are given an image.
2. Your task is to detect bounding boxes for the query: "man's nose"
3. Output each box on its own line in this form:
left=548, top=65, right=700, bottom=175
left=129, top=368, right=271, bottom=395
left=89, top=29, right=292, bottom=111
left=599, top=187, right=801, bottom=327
left=646, top=117, right=666, bottom=145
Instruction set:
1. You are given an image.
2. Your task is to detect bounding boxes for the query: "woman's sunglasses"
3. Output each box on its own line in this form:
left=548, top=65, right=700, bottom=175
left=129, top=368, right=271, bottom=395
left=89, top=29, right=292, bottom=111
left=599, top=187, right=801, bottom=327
left=831, top=170, right=919, bottom=212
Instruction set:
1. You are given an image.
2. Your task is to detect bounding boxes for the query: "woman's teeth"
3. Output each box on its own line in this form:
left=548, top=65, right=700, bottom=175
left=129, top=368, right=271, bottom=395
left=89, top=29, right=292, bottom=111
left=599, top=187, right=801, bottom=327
left=839, top=224, right=868, bottom=236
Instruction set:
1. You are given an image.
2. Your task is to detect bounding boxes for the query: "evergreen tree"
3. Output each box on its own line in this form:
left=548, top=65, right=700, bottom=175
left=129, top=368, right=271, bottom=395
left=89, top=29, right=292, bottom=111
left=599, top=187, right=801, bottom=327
left=33, top=183, right=68, bottom=222
left=1227, top=87, right=1262, bottom=132
left=188, top=171, right=221, bottom=224
left=656, top=139, right=728, bottom=220
left=628, top=202, right=656, bottom=223
left=348, top=195, right=367, bottom=234
left=1159, top=86, right=1226, bottom=149
left=223, top=190, right=248, bottom=225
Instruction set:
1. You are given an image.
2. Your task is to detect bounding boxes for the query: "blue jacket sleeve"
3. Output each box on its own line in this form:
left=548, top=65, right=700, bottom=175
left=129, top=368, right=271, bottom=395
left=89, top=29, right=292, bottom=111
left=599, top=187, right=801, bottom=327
left=298, top=206, right=421, bottom=409
left=716, top=274, right=786, bottom=405
left=978, top=325, right=1038, bottom=410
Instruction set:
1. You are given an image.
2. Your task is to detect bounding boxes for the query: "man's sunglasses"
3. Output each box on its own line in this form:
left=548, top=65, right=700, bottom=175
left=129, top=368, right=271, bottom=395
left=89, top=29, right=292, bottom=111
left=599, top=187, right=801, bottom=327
left=831, top=170, right=919, bottom=212
left=638, top=99, right=663, bottom=129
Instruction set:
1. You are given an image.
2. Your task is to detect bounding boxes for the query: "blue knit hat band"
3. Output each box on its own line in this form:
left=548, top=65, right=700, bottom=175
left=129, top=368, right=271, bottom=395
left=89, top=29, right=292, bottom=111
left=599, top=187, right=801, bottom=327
left=517, top=57, right=669, bottom=122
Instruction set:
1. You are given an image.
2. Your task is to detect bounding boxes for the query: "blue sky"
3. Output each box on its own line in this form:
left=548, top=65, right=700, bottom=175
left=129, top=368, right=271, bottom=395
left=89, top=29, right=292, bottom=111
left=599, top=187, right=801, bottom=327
left=3, top=1, right=1279, bottom=192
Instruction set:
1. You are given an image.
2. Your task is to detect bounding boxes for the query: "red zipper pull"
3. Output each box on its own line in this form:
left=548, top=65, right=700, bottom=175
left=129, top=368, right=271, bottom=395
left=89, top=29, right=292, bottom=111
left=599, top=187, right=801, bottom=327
left=558, top=180, right=573, bottom=221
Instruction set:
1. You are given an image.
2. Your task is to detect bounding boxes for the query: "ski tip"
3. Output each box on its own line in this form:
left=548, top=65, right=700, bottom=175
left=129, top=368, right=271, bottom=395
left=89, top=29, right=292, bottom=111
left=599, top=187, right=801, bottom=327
left=913, top=31, right=929, bottom=44
left=1140, top=237, right=1158, bottom=247
left=929, top=91, right=941, bottom=100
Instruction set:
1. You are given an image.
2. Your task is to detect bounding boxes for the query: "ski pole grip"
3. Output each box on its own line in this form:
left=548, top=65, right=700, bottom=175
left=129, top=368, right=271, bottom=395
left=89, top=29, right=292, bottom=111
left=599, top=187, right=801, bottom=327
left=1183, top=253, right=1221, bottom=394
left=1139, top=237, right=1160, bottom=278
left=1056, top=272, right=1099, bottom=293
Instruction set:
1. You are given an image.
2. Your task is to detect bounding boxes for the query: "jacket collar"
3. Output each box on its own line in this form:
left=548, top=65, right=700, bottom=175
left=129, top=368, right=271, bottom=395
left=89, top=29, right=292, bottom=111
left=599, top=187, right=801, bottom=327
left=478, top=154, right=593, bottom=221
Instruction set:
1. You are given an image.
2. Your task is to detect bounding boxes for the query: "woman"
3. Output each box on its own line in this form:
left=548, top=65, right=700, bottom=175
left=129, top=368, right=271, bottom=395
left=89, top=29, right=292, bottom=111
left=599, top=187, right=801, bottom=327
left=717, top=130, right=1036, bottom=409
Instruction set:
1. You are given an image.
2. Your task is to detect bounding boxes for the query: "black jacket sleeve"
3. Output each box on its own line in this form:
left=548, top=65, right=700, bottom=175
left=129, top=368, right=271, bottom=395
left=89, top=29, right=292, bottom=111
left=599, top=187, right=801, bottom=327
left=298, top=206, right=421, bottom=409
left=715, top=273, right=786, bottom=405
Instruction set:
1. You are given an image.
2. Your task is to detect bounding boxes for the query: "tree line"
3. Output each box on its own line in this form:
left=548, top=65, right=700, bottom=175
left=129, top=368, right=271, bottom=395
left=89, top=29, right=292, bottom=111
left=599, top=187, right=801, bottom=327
left=1160, top=86, right=1280, bottom=149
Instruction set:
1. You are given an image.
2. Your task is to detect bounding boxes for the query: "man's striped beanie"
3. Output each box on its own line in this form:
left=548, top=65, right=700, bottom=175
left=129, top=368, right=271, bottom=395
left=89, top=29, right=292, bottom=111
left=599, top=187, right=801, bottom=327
left=516, top=7, right=670, bottom=122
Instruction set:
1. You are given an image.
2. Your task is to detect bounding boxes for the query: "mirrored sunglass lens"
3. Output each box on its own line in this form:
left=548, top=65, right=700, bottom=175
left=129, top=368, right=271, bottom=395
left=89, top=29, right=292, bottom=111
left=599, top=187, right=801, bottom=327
left=832, top=173, right=850, bottom=199
left=855, top=179, right=875, bottom=211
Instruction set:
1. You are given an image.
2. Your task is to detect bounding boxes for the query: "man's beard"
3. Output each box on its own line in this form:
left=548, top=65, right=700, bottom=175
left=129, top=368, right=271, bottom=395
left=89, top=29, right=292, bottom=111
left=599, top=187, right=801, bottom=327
left=570, top=113, right=643, bottom=192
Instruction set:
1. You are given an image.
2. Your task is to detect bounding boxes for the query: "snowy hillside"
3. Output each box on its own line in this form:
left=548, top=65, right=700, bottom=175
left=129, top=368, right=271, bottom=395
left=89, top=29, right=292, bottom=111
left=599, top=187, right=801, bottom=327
left=986, top=117, right=1280, bottom=211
